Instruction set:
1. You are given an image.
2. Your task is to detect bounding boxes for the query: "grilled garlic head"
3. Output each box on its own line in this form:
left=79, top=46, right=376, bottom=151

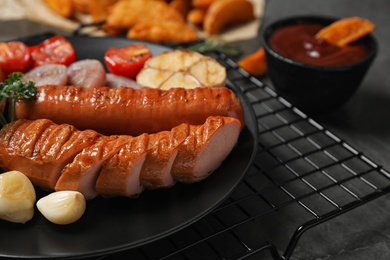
left=136, top=50, right=226, bottom=89
left=37, top=191, right=86, bottom=225
left=0, top=170, right=36, bottom=224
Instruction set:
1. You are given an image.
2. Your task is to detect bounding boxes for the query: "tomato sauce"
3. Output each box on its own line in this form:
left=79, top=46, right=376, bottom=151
left=269, top=24, right=368, bottom=66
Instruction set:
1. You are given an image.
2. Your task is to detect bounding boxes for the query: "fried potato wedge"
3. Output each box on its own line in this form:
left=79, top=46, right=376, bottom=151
left=106, top=0, right=185, bottom=30
left=170, top=0, right=192, bottom=19
left=72, top=0, right=90, bottom=14
left=315, top=16, right=375, bottom=47
left=238, top=47, right=267, bottom=77
left=89, top=0, right=119, bottom=21
left=43, top=0, right=73, bottom=18
left=192, top=0, right=216, bottom=8
left=127, top=21, right=197, bottom=43
left=204, top=0, right=255, bottom=35
left=187, top=8, right=206, bottom=26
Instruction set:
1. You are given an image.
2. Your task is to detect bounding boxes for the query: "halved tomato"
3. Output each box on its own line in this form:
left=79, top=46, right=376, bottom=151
left=104, top=44, right=152, bottom=79
left=0, top=68, right=6, bottom=82
left=29, top=35, right=76, bottom=67
left=0, top=41, right=31, bottom=76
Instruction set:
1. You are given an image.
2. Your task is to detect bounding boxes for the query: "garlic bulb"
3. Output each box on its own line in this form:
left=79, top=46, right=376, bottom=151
left=0, top=170, right=36, bottom=224
left=37, top=191, right=86, bottom=225
left=136, top=50, right=226, bottom=89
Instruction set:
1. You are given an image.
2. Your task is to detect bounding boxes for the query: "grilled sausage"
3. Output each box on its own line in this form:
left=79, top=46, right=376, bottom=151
left=0, top=119, right=100, bottom=190
left=0, top=116, right=241, bottom=198
left=15, top=85, right=244, bottom=136
left=55, top=135, right=131, bottom=199
left=139, top=131, right=177, bottom=189
left=139, top=122, right=190, bottom=189
left=171, top=116, right=241, bottom=183
left=96, top=134, right=148, bottom=198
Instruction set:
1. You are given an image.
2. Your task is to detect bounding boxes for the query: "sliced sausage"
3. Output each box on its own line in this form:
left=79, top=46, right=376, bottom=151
left=96, top=133, right=149, bottom=197
left=0, top=116, right=241, bottom=198
left=171, top=116, right=241, bottom=183
left=140, top=123, right=190, bottom=189
left=55, top=135, right=130, bottom=199
left=140, top=131, right=177, bottom=189
left=0, top=119, right=101, bottom=189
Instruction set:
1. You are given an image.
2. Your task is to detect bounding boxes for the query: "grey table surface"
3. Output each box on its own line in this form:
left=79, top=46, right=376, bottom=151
left=256, top=1, right=390, bottom=259
left=1, top=0, right=390, bottom=259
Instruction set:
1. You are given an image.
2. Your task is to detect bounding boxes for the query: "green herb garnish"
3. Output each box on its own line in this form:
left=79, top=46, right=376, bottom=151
left=187, top=39, right=242, bottom=56
left=0, top=72, right=37, bottom=126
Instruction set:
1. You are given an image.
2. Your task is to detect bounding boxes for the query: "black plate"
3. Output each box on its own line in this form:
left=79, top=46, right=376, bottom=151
left=0, top=35, right=258, bottom=259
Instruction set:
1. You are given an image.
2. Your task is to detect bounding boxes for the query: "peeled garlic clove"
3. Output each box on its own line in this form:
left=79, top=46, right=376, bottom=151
left=0, top=170, right=36, bottom=224
left=37, top=191, right=86, bottom=225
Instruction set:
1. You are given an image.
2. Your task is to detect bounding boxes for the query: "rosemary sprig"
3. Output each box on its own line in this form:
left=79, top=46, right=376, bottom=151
left=187, top=39, right=242, bottom=56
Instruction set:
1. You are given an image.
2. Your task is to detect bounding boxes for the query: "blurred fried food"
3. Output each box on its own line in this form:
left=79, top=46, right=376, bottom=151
left=238, top=47, right=267, bottom=76
left=42, top=0, right=257, bottom=43
left=89, top=0, right=119, bottom=21
left=72, top=0, right=90, bottom=14
left=187, top=8, right=206, bottom=26
left=43, top=0, right=73, bottom=18
left=315, top=16, right=375, bottom=47
left=204, top=0, right=255, bottom=35
left=44, top=0, right=91, bottom=18
left=128, top=21, right=198, bottom=43
left=104, top=0, right=199, bottom=43
left=105, top=0, right=185, bottom=30
left=192, top=0, right=216, bottom=9
left=170, top=0, right=192, bottom=19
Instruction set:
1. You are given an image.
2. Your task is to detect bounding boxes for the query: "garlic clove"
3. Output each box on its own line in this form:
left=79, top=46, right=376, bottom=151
left=0, top=170, right=36, bottom=224
left=37, top=191, right=86, bottom=225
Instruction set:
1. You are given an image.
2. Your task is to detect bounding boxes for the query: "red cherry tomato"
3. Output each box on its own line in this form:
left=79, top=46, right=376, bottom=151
left=104, top=44, right=152, bottom=79
left=29, top=35, right=76, bottom=67
left=0, top=41, right=31, bottom=76
left=0, top=68, right=6, bottom=82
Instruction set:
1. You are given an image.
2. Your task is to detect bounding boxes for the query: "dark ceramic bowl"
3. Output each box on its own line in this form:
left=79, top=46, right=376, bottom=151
left=263, top=16, right=378, bottom=113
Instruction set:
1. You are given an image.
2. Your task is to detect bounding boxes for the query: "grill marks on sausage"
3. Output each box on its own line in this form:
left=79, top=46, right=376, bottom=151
left=55, top=135, right=132, bottom=199
left=96, top=133, right=148, bottom=198
left=140, top=131, right=178, bottom=189
left=0, top=119, right=101, bottom=190
left=0, top=116, right=241, bottom=199
left=15, top=86, right=245, bottom=136
left=172, top=116, right=241, bottom=183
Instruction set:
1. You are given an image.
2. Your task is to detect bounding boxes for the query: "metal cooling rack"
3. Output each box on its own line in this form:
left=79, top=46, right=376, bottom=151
left=95, top=52, right=390, bottom=260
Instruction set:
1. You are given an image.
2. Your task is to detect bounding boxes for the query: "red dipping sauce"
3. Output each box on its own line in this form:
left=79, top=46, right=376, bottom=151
left=269, top=24, right=368, bottom=66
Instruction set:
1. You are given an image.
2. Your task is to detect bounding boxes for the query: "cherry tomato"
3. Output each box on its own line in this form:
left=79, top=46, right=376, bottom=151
left=29, top=35, right=76, bottom=67
left=0, top=68, right=5, bottom=82
left=104, top=44, right=152, bottom=79
left=0, top=41, right=31, bottom=76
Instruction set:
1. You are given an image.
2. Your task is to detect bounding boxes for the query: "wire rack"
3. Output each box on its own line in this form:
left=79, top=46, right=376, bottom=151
left=89, top=52, right=390, bottom=260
